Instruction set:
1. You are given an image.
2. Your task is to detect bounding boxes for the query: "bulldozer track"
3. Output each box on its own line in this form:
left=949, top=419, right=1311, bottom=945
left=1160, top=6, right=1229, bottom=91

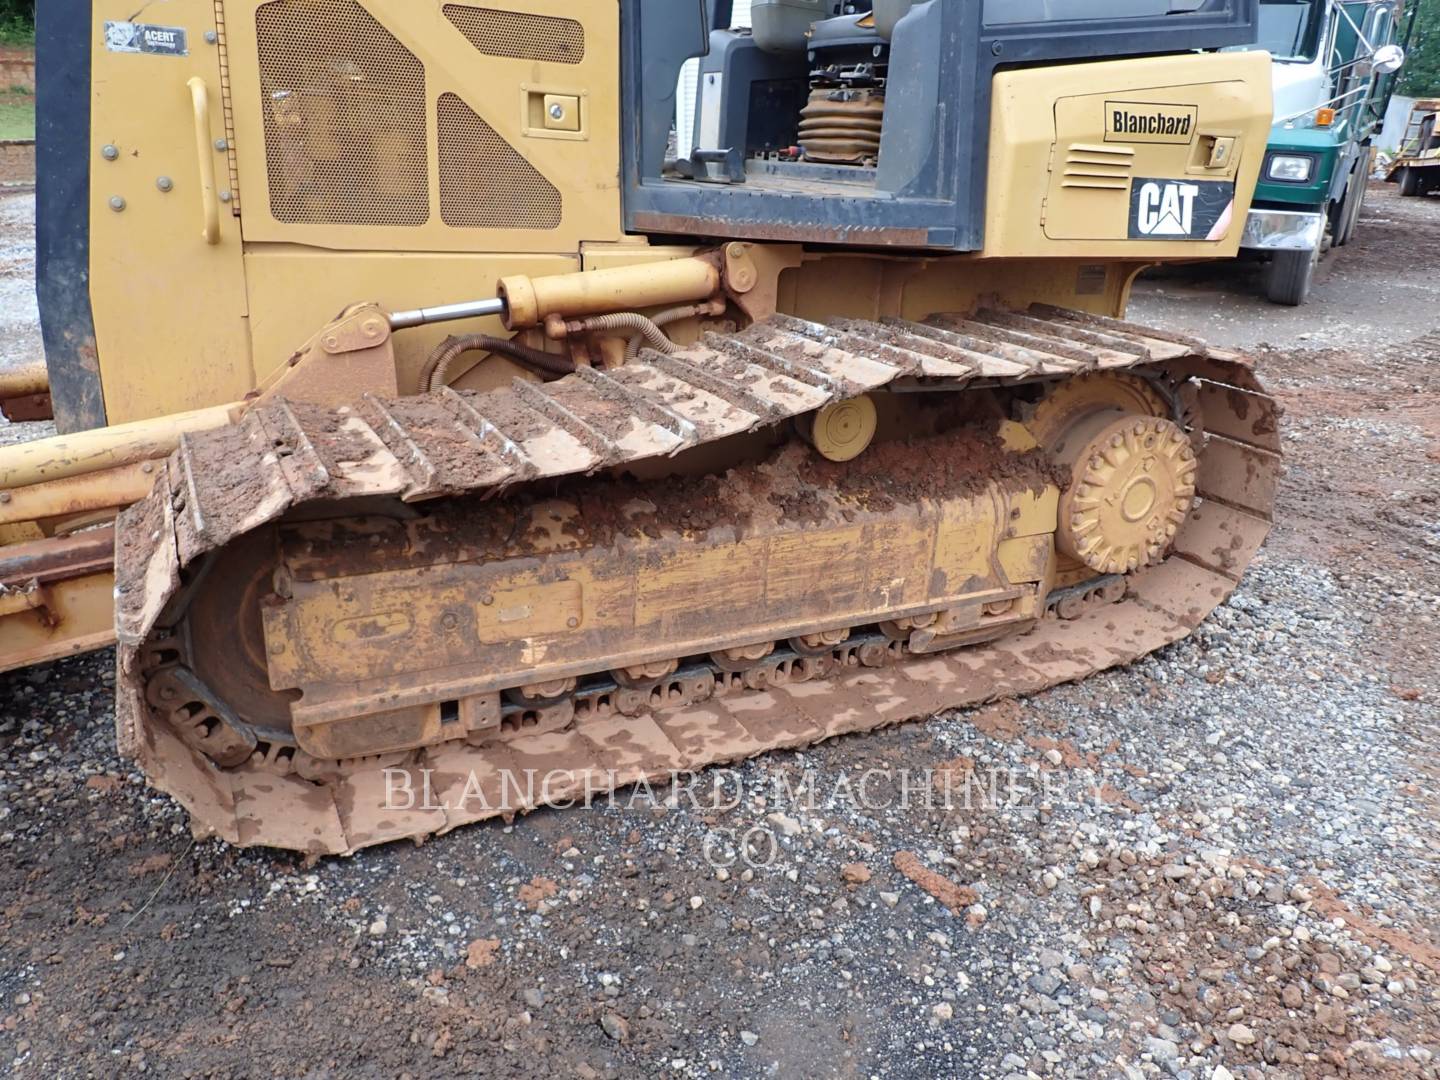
left=113, top=305, right=1280, bottom=854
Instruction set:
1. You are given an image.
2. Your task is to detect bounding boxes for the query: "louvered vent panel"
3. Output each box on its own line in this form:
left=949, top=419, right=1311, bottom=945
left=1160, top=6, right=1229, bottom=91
left=256, top=0, right=429, bottom=226
left=1060, top=142, right=1135, bottom=190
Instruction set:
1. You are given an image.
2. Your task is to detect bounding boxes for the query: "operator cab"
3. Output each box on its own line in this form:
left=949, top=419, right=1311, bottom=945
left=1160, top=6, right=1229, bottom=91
left=623, top=0, right=1261, bottom=251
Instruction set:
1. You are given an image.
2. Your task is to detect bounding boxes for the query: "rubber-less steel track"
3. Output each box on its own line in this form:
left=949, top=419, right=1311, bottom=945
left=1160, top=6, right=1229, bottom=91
left=113, top=306, right=1280, bottom=853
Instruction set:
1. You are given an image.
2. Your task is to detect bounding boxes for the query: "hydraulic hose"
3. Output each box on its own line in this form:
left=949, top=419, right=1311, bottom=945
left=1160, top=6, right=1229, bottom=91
left=420, top=334, right=576, bottom=393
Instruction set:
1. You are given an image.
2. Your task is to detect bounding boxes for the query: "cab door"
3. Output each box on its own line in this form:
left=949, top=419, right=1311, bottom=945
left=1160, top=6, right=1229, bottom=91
left=86, top=0, right=254, bottom=423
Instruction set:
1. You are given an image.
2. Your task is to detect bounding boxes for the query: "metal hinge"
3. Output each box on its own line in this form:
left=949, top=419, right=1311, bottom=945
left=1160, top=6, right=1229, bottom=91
left=212, top=0, right=242, bottom=215
left=1040, top=143, right=1056, bottom=226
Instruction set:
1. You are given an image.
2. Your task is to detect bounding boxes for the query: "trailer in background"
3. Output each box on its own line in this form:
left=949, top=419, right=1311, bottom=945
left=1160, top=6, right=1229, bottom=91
left=1385, top=98, right=1440, bottom=194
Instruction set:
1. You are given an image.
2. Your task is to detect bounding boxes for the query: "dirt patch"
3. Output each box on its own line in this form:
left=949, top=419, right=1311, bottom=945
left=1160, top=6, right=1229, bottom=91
left=892, top=850, right=980, bottom=913
left=0, top=141, right=33, bottom=188
left=966, top=699, right=1025, bottom=742
left=517, top=876, right=558, bottom=911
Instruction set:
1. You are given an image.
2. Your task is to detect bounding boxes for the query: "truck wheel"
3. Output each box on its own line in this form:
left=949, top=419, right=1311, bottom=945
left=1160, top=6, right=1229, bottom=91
left=1266, top=249, right=1316, bottom=306
left=1333, top=173, right=1366, bottom=247
left=1398, top=166, right=1420, bottom=196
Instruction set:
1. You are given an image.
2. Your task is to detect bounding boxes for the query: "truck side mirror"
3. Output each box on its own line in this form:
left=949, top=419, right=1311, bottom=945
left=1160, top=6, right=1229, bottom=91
left=1372, top=44, right=1406, bottom=75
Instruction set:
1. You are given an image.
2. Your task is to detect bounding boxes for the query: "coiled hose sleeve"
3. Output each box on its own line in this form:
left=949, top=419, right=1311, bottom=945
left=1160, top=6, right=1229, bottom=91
left=569, top=312, right=682, bottom=360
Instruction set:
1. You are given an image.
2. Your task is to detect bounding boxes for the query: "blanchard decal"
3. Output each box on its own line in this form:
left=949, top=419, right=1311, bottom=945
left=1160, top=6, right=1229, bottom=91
left=1105, top=101, right=1198, bottom=145
left=104, top=21, right=189, bottom=57
left=1128, top=178, right=1235, bottom=241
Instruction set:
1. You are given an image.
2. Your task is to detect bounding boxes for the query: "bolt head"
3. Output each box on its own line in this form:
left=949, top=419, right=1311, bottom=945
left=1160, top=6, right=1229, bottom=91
left=548, top=103, right=564, bottom=120
left=108, top=196, right=126, bottom=212
left=214, top=138, right=228, bottom=152
left=204, top=29, right=218, bottom=44
left=101, top=144, right=119, bottom=161
left=156, top=176, right=174, bottom=192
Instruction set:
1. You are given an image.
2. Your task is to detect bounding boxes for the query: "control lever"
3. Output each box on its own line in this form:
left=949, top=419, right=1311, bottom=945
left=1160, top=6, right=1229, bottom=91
left=674, top=147, right=746, bottom=184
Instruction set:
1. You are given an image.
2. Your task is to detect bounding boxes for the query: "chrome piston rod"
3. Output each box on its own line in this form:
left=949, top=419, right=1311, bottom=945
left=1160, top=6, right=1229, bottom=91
left=388, top=297, right=506, bottom=330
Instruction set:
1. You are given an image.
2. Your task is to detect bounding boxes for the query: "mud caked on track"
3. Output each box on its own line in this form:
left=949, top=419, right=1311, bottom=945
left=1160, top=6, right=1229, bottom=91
left=114, top=307, right=1278, bottom=853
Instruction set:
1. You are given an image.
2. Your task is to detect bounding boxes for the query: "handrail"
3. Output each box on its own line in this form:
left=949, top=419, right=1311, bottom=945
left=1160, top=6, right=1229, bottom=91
left=186, top=77, right=221, bottom=245
left=1274, top=82, right=1371, bottom=127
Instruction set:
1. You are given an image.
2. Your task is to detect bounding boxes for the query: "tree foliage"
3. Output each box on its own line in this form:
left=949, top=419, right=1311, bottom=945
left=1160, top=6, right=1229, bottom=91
left=1401, top=0, right=1440, bottom=97
left=0, top=0, right=32, bottom=46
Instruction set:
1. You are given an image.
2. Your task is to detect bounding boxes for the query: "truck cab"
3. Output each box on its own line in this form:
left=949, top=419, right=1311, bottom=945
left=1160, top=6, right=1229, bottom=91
left=1232, top=0, right=1406, bottom=304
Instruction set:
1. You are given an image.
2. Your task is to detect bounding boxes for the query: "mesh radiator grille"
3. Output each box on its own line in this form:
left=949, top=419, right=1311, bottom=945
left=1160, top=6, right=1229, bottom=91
left=437, top=93, right=562, bottom=230
left=256, top=0, right=429, bottom=226
left=442, top=4, right=585, bottom=64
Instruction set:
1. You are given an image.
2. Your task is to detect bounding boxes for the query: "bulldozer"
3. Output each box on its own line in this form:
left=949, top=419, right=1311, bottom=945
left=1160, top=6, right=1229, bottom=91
left=7, top=0, right=1281, bottom=853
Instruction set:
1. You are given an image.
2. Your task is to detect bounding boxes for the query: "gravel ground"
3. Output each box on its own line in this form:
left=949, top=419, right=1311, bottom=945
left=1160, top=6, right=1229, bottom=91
left=1128, top=182, right=1440, bottom=351
left=0, top=185, right=1436, bottom=1079
left=0, top=191, right=52, bottom=445
left=0, top=192, right=42, bottom=372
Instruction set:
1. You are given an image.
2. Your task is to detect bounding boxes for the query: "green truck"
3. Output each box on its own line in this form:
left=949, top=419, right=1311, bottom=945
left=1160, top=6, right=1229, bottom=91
left=1235, top=0, right=1409, bottom=304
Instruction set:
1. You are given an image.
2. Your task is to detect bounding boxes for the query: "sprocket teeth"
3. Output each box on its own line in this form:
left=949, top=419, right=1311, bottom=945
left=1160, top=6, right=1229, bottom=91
left=1058, top=413, right=1198, bottom=575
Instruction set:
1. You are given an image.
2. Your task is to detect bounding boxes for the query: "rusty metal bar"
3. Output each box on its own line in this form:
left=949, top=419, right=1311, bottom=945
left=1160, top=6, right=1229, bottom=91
left=0, top=527, right=115, bottom=589
left=0, top=363, right=49, bottom=398
left=0, top=461, right=157, bottom=527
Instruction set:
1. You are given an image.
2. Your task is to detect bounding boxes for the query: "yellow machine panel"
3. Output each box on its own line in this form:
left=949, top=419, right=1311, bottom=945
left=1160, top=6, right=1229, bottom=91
left=85, top=0, right=624, bottom=423
left=89, top=0, right=255, bottom=423
left=224, top=0, right=622, bottom=252
left=984, top=51, right=1271, bottom=258
left=243, top=250, right=578, bottom=389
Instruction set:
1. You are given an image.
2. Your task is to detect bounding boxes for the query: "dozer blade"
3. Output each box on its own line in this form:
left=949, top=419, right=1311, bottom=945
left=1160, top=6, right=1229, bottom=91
left=112, top=306, right=1279, bottom=854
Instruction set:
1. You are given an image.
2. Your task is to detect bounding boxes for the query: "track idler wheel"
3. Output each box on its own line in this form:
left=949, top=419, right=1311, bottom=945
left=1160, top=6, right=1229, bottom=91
left=1058, top=414, right=1196, bottom=575
left=801, top=394, right=877, bottom=462
left=1028, top=373, right=1197, bottom=577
